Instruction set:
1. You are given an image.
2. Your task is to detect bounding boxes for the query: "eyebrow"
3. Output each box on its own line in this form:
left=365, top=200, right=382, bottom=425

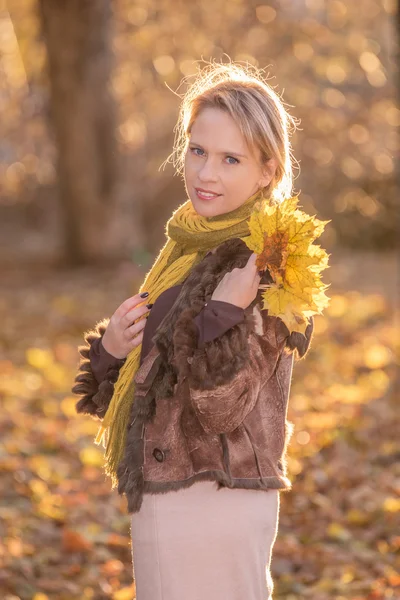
left=189, top=141, right=248, bottom=159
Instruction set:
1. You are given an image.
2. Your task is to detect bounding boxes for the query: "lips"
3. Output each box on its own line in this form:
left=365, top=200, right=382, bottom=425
left=195, top=188, right=222, bottom=199
left=196, top=188, right=220, bottom=194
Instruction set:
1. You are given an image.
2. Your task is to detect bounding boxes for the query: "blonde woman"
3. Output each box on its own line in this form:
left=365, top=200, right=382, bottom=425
left=72, top=61, right=314, bottom=600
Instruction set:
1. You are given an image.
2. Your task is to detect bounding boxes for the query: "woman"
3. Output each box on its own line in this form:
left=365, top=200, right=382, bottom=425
left=72, top=62, right=314, bottom=599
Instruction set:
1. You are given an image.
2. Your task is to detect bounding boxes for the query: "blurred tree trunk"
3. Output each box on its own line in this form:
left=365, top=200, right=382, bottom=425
left=38, top=0, right=121, bottom=265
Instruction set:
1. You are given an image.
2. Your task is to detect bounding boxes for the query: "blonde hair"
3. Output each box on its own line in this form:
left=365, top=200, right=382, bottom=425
left=162, top=59, right=300, bottom=204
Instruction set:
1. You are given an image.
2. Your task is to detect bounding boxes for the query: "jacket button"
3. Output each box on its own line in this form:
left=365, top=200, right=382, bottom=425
left=153, top=448, right=165, bottom=462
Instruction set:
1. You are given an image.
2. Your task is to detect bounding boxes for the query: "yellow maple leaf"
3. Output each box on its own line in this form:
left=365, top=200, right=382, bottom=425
left=240, top=194, right=331, bottom=334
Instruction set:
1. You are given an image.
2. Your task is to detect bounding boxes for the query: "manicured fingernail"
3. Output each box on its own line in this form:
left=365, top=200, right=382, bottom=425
left=140, top=292, right=149, bottom=298
left=146, top=303, right=153, bottom=309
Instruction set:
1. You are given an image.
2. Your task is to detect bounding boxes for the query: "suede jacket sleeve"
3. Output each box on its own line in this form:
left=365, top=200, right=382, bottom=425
left=172, top=304, right=314, bottom=435
left=89, top=336, right=125, bottom=384
left=193, top=299, right=245, bottom=346
left=71, top=318, right=126, bottom=420
left=87, top=300, right=244, bottom=382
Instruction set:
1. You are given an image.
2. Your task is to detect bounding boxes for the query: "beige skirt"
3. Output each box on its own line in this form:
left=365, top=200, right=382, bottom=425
left=130, top=480, right=280, bottom=600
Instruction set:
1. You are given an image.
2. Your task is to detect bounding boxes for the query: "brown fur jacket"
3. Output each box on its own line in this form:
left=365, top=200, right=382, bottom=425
left=72, top=238, right=314, bottom=514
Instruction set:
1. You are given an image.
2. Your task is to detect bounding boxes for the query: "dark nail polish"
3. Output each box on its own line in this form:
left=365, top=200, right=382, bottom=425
left=146, top=303, right=153, bottom=309
left=140, top=292, right=149, bottom=298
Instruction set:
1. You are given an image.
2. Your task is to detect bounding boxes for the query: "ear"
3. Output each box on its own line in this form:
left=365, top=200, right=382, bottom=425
left=259, top=157, right=278, bottom=188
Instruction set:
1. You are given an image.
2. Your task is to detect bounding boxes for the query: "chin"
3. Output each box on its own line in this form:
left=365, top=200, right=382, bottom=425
left=189, top=193, right=224, bottom=218
left=192, top=202, right=222, bottom=218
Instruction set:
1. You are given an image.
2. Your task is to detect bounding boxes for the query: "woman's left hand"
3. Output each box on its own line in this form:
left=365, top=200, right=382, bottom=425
left=211, top=253, right=262, bottom=310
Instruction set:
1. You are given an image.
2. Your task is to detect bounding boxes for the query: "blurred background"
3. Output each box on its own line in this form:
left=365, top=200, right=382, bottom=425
left=0, top=1, right=399, bottom=599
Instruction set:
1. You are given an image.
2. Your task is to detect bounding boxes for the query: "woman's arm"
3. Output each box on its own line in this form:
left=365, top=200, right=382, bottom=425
left=71, top=318, right=126, bottom=420
left=89, top=336, right=127, bottom=384
left=193, top=299, right=245, bottom=346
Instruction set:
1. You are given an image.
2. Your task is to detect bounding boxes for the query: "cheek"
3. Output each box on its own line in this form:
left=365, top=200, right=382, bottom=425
left=223, top=168, right=243, bottom=185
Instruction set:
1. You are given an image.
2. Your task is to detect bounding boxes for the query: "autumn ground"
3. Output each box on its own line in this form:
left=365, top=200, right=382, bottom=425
left=0, top=249, right=399, bottom=600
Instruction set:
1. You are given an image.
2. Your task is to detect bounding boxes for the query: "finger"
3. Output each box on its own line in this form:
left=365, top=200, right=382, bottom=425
left=115, top=293, right=150, bottom=320
left=246, top=253, right=262, bottom=282
left=126, top=316, right=147, bottom=340
left=126, top=329, right=144, bottom=352
left=123, top=304, right=150, bottom=328
left=246, top=252, right=258, bottom=266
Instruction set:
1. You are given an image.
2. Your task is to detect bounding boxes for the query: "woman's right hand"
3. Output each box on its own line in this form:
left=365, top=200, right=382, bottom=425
left=101, top=293, right=152, bottom=359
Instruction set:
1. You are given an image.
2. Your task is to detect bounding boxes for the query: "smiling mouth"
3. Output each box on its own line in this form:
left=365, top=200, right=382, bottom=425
left=195, top=188, right=222, bottom=200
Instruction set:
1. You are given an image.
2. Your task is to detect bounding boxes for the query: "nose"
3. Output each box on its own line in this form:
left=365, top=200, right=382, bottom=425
left=198, top=158, right=219, bottom=183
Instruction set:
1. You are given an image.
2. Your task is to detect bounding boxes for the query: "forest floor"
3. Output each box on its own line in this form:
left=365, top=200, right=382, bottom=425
left=0, top=248, right=398, bottom=600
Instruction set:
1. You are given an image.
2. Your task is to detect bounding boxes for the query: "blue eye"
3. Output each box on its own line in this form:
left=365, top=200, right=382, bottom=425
left=191, top=147, right=204, bottom=156
left=190, top=147, right=239, bottom=165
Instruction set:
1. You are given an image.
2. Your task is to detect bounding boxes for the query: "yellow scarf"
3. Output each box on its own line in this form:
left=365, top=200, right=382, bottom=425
left=95, top=187, right=265, bottom=487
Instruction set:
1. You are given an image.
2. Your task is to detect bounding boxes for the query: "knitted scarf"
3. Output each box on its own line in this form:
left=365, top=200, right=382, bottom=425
left=94, top=187, right=265, bottom=487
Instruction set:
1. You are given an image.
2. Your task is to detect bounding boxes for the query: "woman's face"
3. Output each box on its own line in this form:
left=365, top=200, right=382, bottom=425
left=184, top=107, right=277, bottom=218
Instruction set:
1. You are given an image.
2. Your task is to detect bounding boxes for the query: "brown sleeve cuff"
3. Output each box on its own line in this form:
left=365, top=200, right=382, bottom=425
left=89, top=337, right=126, bottom=384
left=193, top=300, right=245, bottom=347
left=72, top=317, right=126, bottom=420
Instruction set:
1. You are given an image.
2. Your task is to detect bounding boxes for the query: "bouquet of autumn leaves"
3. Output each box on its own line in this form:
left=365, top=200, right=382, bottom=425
left=240, top=195, right=331, bottom=335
